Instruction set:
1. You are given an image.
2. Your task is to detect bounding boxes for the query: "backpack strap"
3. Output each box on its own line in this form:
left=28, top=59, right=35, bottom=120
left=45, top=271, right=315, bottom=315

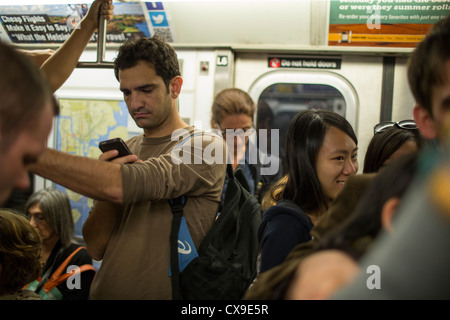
left=227, top=161, right=234, bottom=180
left=169, top=196, right=186, bottom=300
left=168, top=129, right=205, bottom=300
left=44, top=264, right=96, bottom=292
left=43, top=246, right=95, bottom=292
left=232, top=164, right=251, bottom=192
left=31, top=246, right=64, bottom=294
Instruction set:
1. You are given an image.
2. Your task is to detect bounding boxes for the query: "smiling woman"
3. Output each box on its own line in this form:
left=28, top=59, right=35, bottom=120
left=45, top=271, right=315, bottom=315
left=257, top=109, right=358, bottom=273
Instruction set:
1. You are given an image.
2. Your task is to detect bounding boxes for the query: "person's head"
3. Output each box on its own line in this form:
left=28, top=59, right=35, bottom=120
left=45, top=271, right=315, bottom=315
left=317, top=152, right=419, bottom=260
left=24, top=188, right=74, bottom=249
left=0, top=209, right=41, bottom=295
left=363, top=120, right=425, bottom=173
left=408, top=15, right=450, bottom=140
left=211, top=88, right=255, bottom=130
left=211, top=88, right=256, bottom=160
left=114, top=36, right=183, bottom=135
left=282, top=109, right=358, bottom=214
left=0, top=41, right=58, bottom=205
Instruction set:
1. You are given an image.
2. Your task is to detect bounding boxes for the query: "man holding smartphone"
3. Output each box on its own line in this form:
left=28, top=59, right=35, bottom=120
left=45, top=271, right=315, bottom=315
left=30, top=36, right=227, bottom=299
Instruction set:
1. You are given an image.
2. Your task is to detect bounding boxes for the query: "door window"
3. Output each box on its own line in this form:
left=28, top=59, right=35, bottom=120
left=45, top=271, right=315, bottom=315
left=249, top=71, right=357, bottom=175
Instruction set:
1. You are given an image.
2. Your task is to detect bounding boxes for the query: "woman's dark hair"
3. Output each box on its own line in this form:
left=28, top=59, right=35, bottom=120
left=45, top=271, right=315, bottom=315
left=281, top=109, right=358, bottom=213
left=315, top=152, right=419, bottom=259
left=363, top=126, right=424, bottom=173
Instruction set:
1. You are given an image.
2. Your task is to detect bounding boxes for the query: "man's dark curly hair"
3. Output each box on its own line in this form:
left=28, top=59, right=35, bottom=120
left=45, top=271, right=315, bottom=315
left=113, top=36, right=181, bottom=92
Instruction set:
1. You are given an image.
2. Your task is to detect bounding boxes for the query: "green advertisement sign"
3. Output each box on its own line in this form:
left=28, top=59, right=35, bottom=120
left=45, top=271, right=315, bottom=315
left=330, top=0, right=450, bottom=25
left=328, top=0, right=450, bottom=47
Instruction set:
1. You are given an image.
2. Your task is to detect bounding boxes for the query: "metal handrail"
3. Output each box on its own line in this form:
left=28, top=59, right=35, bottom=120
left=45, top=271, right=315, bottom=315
left=77, top=10, right=114, bottom=68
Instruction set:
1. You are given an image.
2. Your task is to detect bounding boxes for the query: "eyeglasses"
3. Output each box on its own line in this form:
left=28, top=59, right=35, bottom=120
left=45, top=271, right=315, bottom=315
left=373, top=120, right=418, bottom=135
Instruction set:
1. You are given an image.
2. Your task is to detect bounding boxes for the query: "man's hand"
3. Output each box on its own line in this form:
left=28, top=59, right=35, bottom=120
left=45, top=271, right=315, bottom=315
left=81, top=0, right=114, bottom=31
left=99, top=150, right=139, bottom=164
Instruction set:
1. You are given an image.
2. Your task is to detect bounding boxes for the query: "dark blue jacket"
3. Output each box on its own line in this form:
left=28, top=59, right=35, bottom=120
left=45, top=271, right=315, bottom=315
left=258, top=199, right=314, bottom=273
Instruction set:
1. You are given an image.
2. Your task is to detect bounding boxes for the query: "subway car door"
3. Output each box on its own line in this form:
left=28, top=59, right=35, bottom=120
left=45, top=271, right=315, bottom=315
left=233, top=52, right=413, bottom=171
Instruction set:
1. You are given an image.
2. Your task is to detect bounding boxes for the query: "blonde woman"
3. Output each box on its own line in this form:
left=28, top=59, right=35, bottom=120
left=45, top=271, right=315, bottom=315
left=211, top=88, right=282, bottom=203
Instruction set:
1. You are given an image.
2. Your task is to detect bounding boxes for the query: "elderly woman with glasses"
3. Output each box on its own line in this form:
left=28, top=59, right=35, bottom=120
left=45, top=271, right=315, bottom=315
left=23, top=188, right=95, bottom=300
left=363, top=120, right=425, bottom=173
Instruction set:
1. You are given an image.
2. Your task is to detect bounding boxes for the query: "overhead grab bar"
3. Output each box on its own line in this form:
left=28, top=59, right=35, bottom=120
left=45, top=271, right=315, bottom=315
left=77, top=5, right=114, bottom=69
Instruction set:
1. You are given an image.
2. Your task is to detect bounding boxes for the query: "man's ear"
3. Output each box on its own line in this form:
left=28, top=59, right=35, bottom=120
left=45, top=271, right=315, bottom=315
left=413, top=104, right=438, bottom=140
left=169, top=76, right=183, bottom=99
left=381, top=197, right=401, bottom=232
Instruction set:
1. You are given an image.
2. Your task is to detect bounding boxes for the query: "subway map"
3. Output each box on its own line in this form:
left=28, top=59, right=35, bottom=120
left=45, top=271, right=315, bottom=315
left=56, top=98, right=129, bottom=237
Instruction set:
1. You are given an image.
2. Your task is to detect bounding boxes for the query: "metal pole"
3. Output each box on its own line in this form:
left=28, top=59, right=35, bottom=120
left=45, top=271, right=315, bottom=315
left=78, top=3, right=114, bottom=68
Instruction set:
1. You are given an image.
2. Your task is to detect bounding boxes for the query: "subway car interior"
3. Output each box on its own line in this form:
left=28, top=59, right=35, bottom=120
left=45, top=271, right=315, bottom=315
left=1, top=0, right=450, bottom=302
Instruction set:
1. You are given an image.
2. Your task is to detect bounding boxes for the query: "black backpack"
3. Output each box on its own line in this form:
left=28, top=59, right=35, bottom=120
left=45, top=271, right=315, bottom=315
left=169, top=163, right=263, bottom=300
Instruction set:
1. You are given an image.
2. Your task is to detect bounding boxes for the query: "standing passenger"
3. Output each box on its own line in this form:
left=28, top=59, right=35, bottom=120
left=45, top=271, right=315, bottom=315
left=258, top=109, right=358, bottom=273
left=284, top=152, right=419, bottom=299
left=0, top=42, right=56, bottom=206
left=409, top=15, right=450, bottom=145
left=29, top=36, right=227, bottom=299
left=0, top=41, right=56, bottom=300
left=4, top=0, right=114, bottom=211
left=211, top=88, right=281, bottom=203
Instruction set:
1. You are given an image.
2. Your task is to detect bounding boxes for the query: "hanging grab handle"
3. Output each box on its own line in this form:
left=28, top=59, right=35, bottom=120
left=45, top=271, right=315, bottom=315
left=77, top=3, right=114, bottom=68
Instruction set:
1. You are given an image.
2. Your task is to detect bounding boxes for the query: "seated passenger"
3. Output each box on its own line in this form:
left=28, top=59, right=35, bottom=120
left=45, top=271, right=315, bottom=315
left=23, top=188, right=95, bottom=300
left=258, top=109, right=358, bottom=273
left=0, top=209, right=42, bottom=300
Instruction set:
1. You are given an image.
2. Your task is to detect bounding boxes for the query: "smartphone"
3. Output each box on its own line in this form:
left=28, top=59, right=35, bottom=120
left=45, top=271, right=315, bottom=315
left=99, top=138, right=132, bottom=159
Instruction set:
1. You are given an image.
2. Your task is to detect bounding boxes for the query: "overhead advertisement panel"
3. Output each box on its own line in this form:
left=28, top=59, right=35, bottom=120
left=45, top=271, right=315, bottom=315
left=328, top=0, right=450, bottom=47
left=0, top=2, right=175, bottom=44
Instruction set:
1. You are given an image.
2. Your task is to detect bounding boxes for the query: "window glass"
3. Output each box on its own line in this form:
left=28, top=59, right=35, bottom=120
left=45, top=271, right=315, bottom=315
left=256, top=83, right=346, bottom=175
